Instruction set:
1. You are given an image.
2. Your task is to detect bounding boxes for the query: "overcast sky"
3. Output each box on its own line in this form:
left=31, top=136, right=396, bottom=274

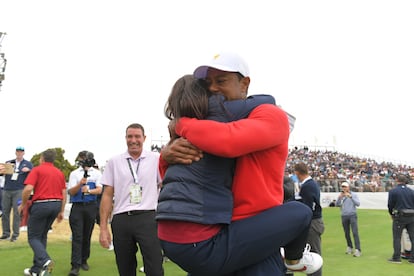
left=1, top=0, right=413, bottom=166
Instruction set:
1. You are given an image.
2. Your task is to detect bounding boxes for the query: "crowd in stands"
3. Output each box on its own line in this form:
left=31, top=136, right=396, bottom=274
left=152, top=144, right=413, bottom=193
left=285, top=147, right=413, bottom=193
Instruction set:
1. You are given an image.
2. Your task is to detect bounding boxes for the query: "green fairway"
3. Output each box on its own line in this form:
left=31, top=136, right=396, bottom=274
left=1, top=208, right=413, bottom=275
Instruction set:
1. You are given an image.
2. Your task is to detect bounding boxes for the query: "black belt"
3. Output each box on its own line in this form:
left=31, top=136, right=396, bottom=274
left=119, top=210, right=154, bottom=216
left=33, top=199, right=62, bottom=203
left=400, top=209, right=414, bottom=216
left=72, top=201, right=97, bottom=206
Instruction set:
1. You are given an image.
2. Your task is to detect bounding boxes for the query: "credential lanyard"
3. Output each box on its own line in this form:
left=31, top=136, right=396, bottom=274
left=127, top=158, right=141, bottom=184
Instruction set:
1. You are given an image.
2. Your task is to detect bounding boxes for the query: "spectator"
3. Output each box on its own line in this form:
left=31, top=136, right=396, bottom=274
left=295, top=162, right=325, bottom=276
left=0, top=146, right=33, bottom=242
left=336, top=181, right=361, bottom=257
left=286, top=147, right=413, bottom=192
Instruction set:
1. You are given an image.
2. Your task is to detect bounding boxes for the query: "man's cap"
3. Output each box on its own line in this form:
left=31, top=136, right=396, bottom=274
left=16, top=146, right=25, bottom=151
left=341, top=182, right=349, bottom=187
left=193, top=52, right=250, bottom=79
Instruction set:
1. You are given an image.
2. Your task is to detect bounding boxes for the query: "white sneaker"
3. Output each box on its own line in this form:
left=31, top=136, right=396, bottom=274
left=285, top=244, right=323, bottom=274
left=353, top=249, right=361, bottom=257
left=139, top=266, right=144, bottom=273
left=23, top=268, right=38, bottom=276
left=40, top=259, right=54, bottom=276
left=346, top=246, right=353, bottom=254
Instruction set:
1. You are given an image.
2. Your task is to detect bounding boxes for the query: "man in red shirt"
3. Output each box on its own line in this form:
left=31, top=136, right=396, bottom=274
left=159, top=52, right=322, bottom=275
left=18, top=149, right=67, bottom=276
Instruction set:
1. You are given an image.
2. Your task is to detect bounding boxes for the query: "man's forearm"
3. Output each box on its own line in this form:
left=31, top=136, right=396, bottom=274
left=99, top=194, right=113, bottom=230
left=21, top=186, right=32, bottom=206
left=177, top=105, right=289, bottom=157
left=60, top=189, right=67, bottom=213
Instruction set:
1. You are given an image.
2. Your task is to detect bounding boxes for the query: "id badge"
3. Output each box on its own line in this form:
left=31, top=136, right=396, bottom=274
left=130, top=184, right=142, bottom=204
left=11, top=173, right=19, bottom=181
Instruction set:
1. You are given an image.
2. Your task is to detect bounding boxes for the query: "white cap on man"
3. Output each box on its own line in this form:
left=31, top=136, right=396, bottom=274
left=341, top=182, right=349, bottom=187
left=193, top=52, right=250, bottom=79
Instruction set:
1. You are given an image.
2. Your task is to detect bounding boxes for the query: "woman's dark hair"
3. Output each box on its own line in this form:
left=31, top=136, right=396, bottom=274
left=164, top=75, right=210, bottom=120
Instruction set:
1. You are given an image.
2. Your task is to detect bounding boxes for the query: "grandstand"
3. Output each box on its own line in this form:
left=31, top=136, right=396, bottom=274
left=149, top=139, right=413, bottom=194
left=289, top=144, right=413, bottom=167
left=286, top=146, right=413, bottom=194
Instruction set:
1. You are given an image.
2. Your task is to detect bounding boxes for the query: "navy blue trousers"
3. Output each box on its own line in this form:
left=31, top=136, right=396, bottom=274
left=161, top=201, right=312, bottom=276
left=27, top=201, right=61, bottom=273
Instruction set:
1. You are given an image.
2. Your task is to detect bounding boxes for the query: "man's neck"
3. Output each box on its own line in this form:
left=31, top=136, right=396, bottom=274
left=129, top=151, right=142, bottom=160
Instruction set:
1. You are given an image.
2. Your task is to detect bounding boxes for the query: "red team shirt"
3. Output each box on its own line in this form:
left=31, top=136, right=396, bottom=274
left=24, top=162, right=66, bottom=201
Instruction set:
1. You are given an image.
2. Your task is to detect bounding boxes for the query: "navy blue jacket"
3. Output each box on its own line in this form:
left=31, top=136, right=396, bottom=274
left=299, top=178, right=322, bottom=219
left=3, top=159, right=33, bottom=190
left=156, top=94, right=275, bottom=225
left=388, top=184, right=414, bottom=215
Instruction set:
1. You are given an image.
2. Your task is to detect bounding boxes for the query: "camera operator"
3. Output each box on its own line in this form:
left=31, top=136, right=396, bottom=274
left=336, top=182, right=361, bottom=257
left=67, top=151, right=102, bottom=276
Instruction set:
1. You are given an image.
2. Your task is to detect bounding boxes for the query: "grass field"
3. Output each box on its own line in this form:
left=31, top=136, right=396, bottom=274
left=1, top=208, right=413, bottom=275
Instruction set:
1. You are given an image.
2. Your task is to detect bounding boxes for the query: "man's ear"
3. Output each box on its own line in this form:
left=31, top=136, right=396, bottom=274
left=241, top=77, right=250, bottom=98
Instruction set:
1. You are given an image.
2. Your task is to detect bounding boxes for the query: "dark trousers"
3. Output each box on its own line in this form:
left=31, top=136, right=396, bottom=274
left=111, top=210, right=164, bottom=276
left=69, top=202, right=97, bottom=267
left=307, top=218, right=325, bottom=276
left=28, top=201, right=61, bottom=273
left=392, top=216, right=414, bottom=261
left=0, top=187, right=3, bottom=211
left=161, top=201, right=312, bottom=276
left=341, top=214, right=360, bottom=250
left=1, top=189, right=22, bottom=238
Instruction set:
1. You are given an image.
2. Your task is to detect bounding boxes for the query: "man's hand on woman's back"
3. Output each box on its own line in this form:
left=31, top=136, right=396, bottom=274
left=161, top=137, right=203, bottom=165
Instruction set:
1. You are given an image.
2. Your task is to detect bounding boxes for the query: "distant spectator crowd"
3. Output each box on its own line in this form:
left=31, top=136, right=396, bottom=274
left=285, top=147, right=413, bottom=193
left=151, top=144, right=413, bottom=193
